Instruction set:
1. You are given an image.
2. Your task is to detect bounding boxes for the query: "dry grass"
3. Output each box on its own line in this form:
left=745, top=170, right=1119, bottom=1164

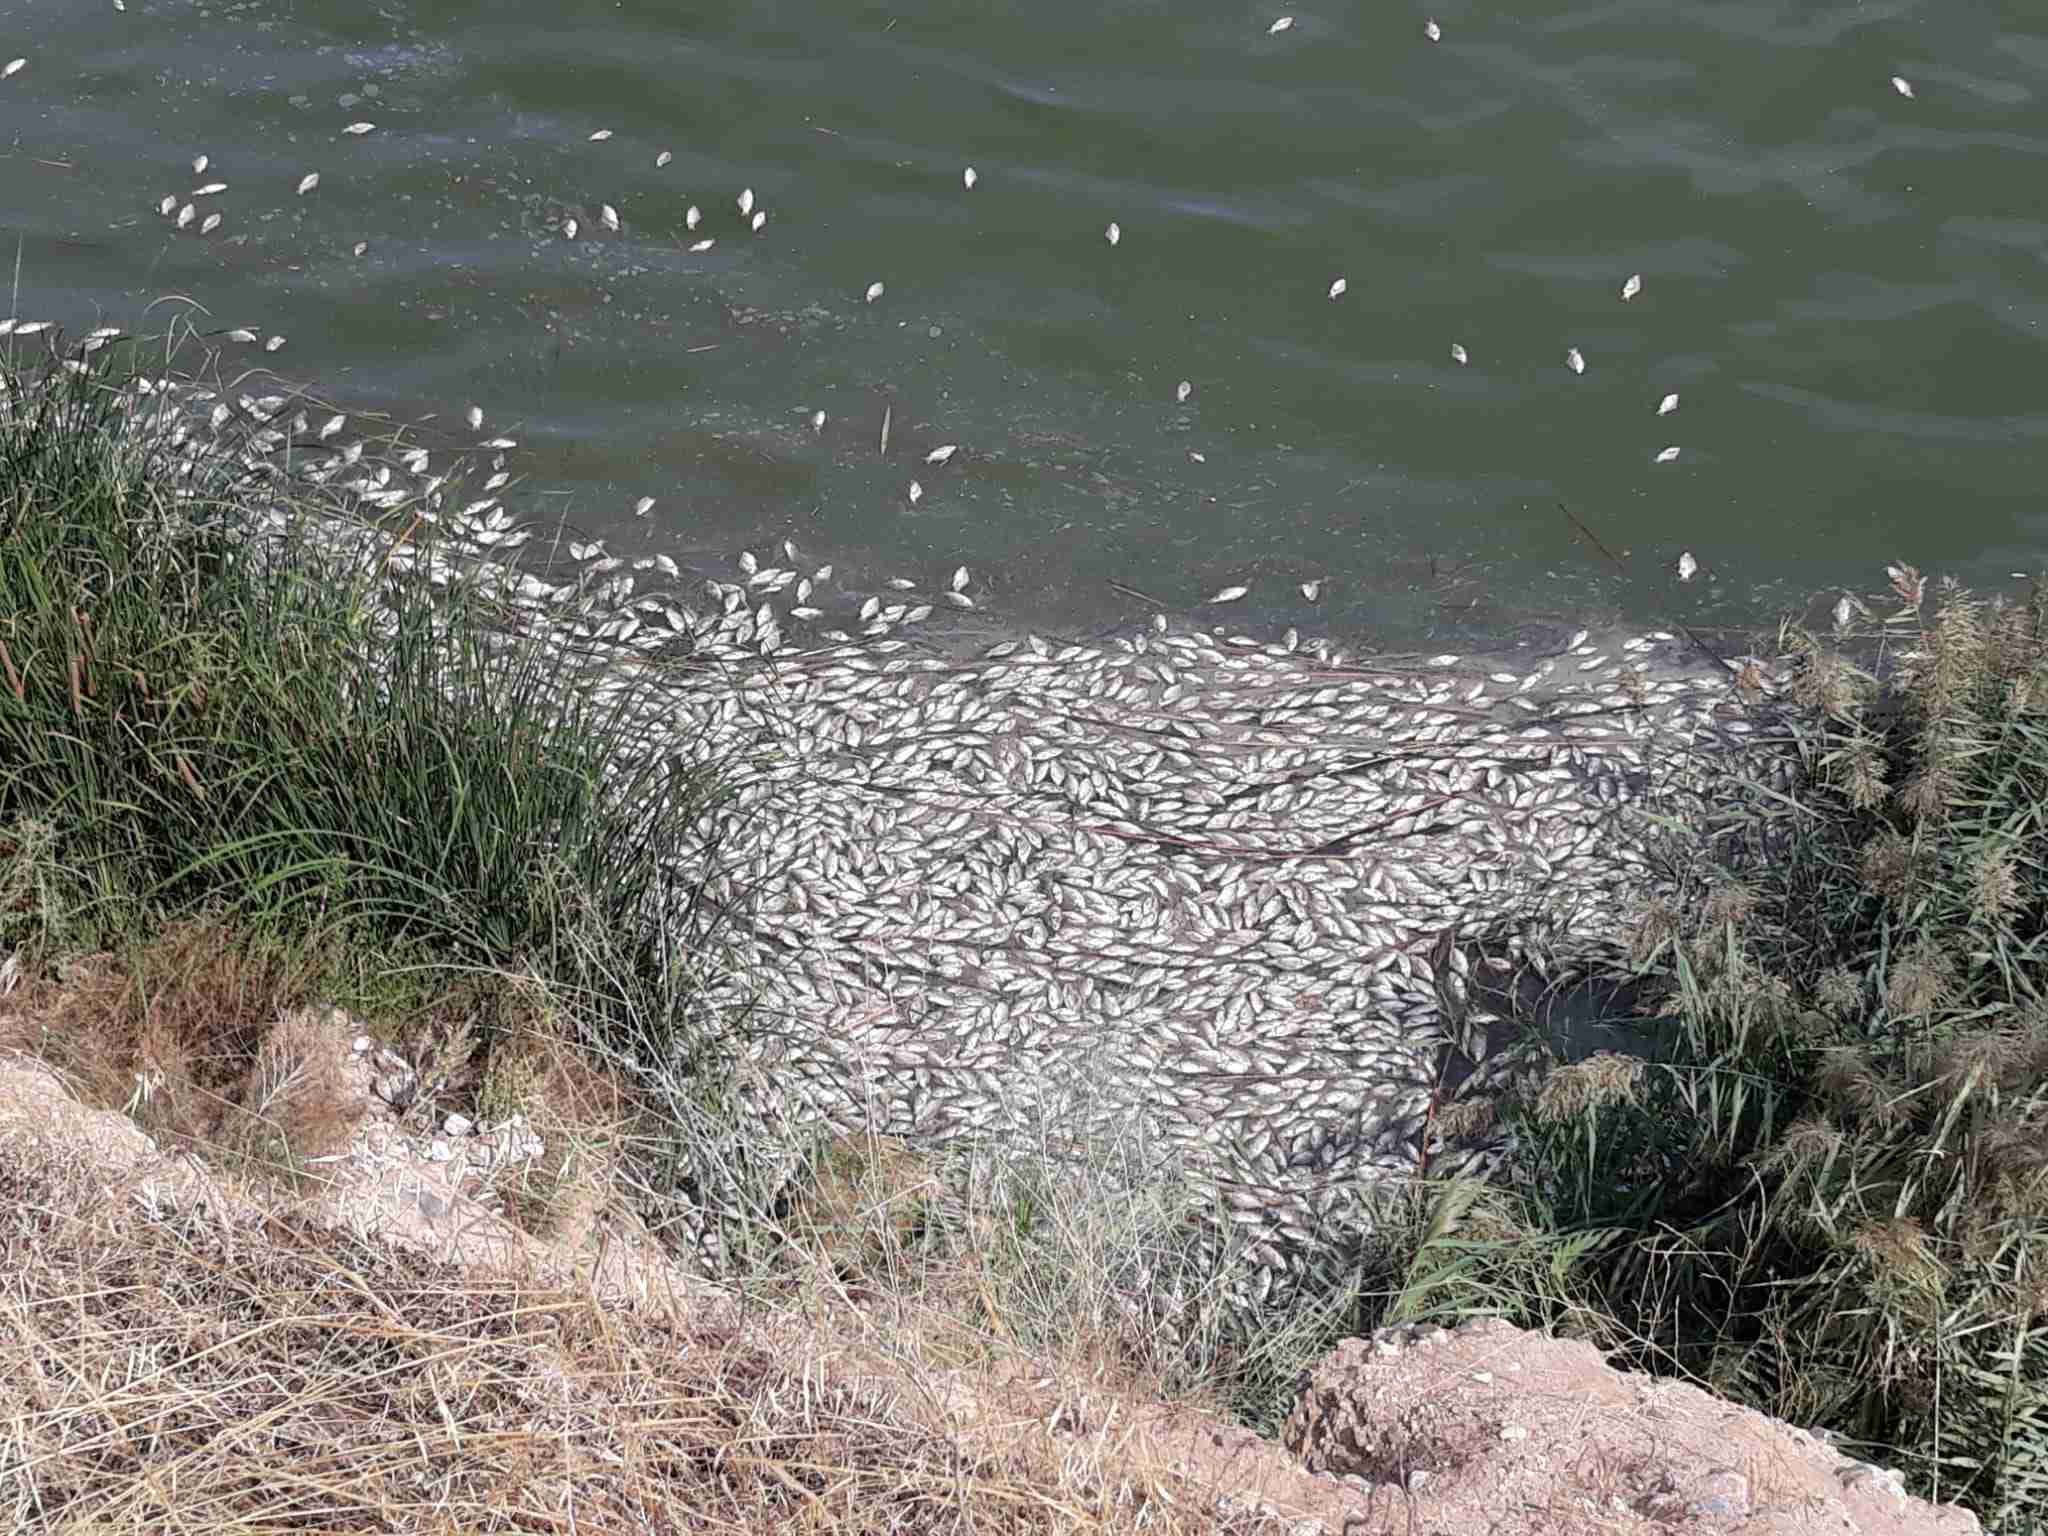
left=0, top=924, right=1309, bottom=1536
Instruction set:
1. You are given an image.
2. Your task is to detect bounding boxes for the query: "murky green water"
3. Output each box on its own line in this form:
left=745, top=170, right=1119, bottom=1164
left=6, top=0, right=2045, bottom=651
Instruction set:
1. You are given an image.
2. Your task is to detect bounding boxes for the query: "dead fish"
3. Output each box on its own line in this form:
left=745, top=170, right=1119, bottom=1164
left=1328, top=277, right=1347, bottom=300
left=1426, top=18, right=1442, bottom=41
left=343, top=121, right=375, bottom=135
left=656, top=150, right=672, bottom=167
left=158, top=195, right=177, bottom=216
left=1105, top=221, right=1121, bottom=245
left=688, top=238, right=714, bottom=252
left=811, top=409, right=826, bottom=431
left=1891, top=76, right=1915, bottom=99
left=467, top=405, right=484, bottom=430
left=265, top=335, right=286, bottom=352
left=963, top=166, right=978, bottom=189
left=908, top=480, right=923, bottom=505
left=1677, top=551, right=1698, bottom=582
left=297, top=172, right=320, bottom=195
left=865, top=281, right=885, bottom=303
left=1621, top=273, right=1642, bottom=302
left=589, top=129, right=614, bottom=141
left=1567, top=347, right=1586, bottom=375
left=564, top=217, right=580, bottom=240
left=634, top=496, right=655, bottom=516
left=951, top=566, right=970, bottom=591
left=1301, top=579, right=1322, bottom=601
left=1268, top=16, right=1293, bottom=34
left=686, top=205, right=702, bottom=230
left=1451, top=343, right=1468, bottom=364
left=176, top=203, right=195, bottom=228
left=192, top=154, right=208, bottom=175
left=200, top=213, right=220, bottom=233
left=1657, top=392, right=1679, bottom=416
left=1, top=59, right=23, bottom=80
left=1207, top=584, right=1249, bottom=604
left=193, top=182, right=226, bottom=197
left=738, top=187, right=755, bottom=216
left=601, top=204, right=620, bottom=232
left=751, top=210, right=767, bottom=232
left=1176, top=380, right=1192, bottom=402
left=924, top=444, right=957, bottom=465
left=1655, top=445, right=1681, bottom=464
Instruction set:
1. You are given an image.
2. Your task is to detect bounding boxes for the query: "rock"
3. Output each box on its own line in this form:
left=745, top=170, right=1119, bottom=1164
left=1283, top=1318, right=1984, bottom=1535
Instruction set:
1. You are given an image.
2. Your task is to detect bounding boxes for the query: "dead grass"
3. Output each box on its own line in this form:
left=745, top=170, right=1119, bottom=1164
left=0, top=921, right=1319, bottom=1534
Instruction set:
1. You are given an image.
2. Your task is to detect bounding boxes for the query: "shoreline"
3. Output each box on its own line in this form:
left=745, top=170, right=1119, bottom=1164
left=28, top=337, right=1813, bottom=1302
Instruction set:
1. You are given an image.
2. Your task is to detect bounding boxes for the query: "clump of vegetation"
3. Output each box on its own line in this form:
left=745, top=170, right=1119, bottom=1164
left=0, top=329, right=731, bottom=1077
left=1393, top=568, right=2048, bottom=1531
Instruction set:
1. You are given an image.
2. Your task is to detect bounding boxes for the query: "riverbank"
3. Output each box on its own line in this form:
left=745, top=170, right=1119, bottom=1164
left=4, top=332, right=2046, bottom=1530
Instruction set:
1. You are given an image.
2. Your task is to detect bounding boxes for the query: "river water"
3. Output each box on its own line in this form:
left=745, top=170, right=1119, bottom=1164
left=5, top=0, right=2044, bottom=653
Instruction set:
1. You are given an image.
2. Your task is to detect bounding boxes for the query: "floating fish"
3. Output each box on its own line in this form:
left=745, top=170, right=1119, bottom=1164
left=1621, top=273, right=1642, bottom=302
left=686, top=205, right=701, bottom=230
left=1567, top=347, right=1586, bottom=374
left=963, top=166, right=978, bottom=189
left=1268, top=16, right=1293, bottom=34
left=1176, top=380, right=1193, bottom=403
left=588, top=129, right=613, bottom=141
left=564, top=217, right=579, bottom=240
left=1657, top=392, right=1679, bottom=416
left=1655, top=445, right=1681, bottom=463
left=1187, top=449, right=1206, bottom=463
left=343, top=121, right=375, bottom=135
left=158, top=195, right=177, bottom=216
left=1426, top=18, right=1442, bottom=41
left=192, top=154, right=208, bottom=174
left=1208, top=585, right=1249, bottom=604
left=319, top=414, right=345, bottom=440
left=467, top=405, right=484, bottom=430
left=2, top=58, right=22, bottom=79
left=738, top=187, right=755, bottom=216
left=925, top=444, right=958, bottom=465
left=865, top=281, right=885, bottom=303
left=352, top=241, right=367, bottom=256
left=1328, top=277, right=1347, bottom=300
left=264, top=335, right=285, bottom=352
left=810, top=409, right=826, bottom=431
left=739, top=550, right=758, bottom=575
left=175, top=203, right=194, bottom=228
left=200, top=213, right=220, bottom=233
left=688, top=237, right=714, bottom=252
left=227, top=328, right=257, bottom=343
left=1301, top=579, right=1322, bottom=601
left=1677, top=551, right=1698, bottom=582
left=908, top=480, right=923, bottom=504
left=480, top=437, right=517, bottom=449
left=193, top=181, right=225, bottom=197
left=1450, top=343, right=1469, bottom=365
left=951, top=566, right=970, bottom=591
left=751, top=210, right=767, bottom=232
left=1105, top=222, right=1121, bottom=246
left=656, top=150, right=672, bottom=168
left=296, top=172, right=319, bottom=195
left=887, top=578, right=917, bottom=591
left=634, top=496, right=655, bottom=517
left=1833, top=595, right=1855, bottom=630
left=601, top=204, right=620, bottom=232
left=1891, top=76, right=1915, bottom=99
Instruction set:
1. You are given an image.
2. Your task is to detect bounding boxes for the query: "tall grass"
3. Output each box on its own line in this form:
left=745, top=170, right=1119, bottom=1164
left=0, top=329, right=734, bottom=1079
left=1390, top=569, right=2048, bottom=1531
